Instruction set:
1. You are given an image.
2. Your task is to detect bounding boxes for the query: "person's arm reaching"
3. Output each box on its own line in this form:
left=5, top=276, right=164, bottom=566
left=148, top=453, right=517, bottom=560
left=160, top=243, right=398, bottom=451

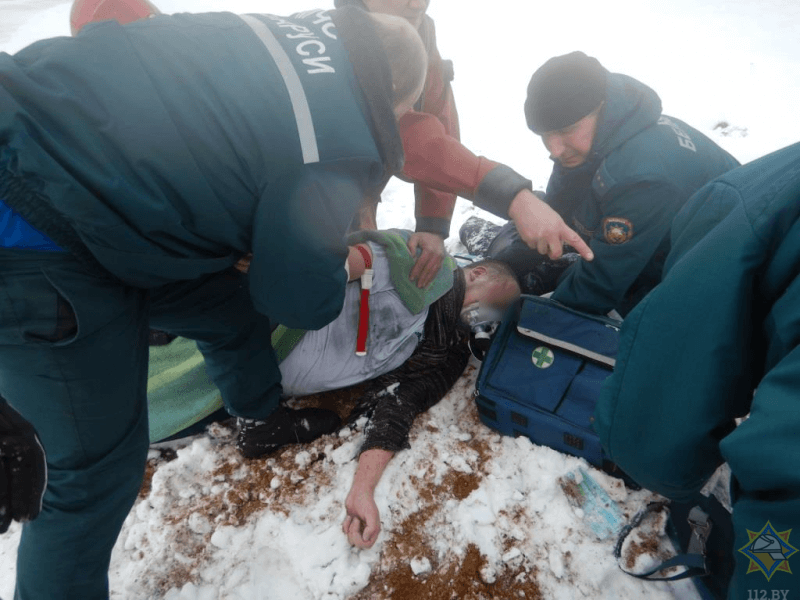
left=551, top=182, right=680, bottom=314
left=407, top=231, right=446, bottom=288
left=398, top=111, right=593, bottom=262
left=508, top=189, right=593, bottom=261
left=407, top=52, right=460, bottom=289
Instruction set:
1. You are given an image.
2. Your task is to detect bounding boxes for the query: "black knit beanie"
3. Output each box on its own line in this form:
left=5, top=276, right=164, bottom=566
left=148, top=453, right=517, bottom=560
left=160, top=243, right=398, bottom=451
left=524, top=51, right=607, bottom=134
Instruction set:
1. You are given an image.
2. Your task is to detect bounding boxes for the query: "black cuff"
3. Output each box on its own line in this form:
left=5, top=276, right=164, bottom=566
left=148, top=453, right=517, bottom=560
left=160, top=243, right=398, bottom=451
left=474, top=165, right=533, bottom=218
left=358, top=437, right=410, bottom=456
left=415, top=217, right=450, bottom=239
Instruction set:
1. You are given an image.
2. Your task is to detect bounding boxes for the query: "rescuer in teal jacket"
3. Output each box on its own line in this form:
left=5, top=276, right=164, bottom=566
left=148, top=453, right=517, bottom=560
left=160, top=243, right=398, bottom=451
left=488, top=51, right=739, bottom=317
left=0, top=7, right=428, bottom=598
left=595, top=142, right=800, bottom=598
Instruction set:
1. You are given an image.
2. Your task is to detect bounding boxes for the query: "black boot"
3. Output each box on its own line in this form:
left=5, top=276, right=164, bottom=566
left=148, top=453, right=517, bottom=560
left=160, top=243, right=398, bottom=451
left=236, top=405, right=341, bottom=459
left=458, top=216, right=503, bottom=256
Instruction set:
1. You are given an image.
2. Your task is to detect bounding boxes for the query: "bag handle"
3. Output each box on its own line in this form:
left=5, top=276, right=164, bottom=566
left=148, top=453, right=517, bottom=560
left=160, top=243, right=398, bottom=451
left=517, top=326, right=617, bottom=367
left=614, top=501, right=711, bottom=581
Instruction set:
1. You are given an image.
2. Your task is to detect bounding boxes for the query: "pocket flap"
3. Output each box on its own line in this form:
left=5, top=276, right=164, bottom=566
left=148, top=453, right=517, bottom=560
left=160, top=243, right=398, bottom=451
left=516, top=297, right=620, bottom=367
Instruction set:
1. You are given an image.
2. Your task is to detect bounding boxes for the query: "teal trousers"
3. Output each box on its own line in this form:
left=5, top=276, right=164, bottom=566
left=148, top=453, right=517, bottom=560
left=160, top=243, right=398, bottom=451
left=0, top=249, right=279, bottom=599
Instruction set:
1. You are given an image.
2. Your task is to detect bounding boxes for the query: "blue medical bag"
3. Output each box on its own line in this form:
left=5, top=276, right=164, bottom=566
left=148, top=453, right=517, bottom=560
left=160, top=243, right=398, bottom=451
left=474, top=295, right=621, bottom=469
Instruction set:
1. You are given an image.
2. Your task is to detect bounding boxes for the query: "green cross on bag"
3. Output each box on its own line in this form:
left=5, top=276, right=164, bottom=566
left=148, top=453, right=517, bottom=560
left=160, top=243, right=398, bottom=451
left=532, top=346, right=555, bottom=369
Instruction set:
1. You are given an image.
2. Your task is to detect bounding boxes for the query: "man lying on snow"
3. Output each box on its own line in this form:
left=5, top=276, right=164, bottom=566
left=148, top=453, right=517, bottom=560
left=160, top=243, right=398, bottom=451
left=0, top=5, right=573, bottom=597
left=148, top=229, right=521, bottom=549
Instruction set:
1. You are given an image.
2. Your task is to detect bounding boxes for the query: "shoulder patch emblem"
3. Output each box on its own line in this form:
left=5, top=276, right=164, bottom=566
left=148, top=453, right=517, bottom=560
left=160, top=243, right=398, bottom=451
left=602, top=217, right=633, bottom=244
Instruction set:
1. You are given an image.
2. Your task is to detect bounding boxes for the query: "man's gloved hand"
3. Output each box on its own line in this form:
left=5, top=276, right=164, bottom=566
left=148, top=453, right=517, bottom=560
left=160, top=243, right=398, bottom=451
left=521, top=252, right=580, bottom=296
left=0, top=399, right=47, bottom=533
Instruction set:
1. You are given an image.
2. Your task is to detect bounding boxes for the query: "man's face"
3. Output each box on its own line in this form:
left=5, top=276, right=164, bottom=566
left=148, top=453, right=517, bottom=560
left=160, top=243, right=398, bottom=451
left=362, top=0, right=428, bottom=29
left=540, top=108, right=601, bottom=168
left=462, top=266, right=521, bottom=314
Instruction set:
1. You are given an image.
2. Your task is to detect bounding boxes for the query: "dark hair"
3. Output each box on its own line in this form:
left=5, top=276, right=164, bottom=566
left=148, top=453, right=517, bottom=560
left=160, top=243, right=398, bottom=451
left=524, top=51, right=607, bottom=134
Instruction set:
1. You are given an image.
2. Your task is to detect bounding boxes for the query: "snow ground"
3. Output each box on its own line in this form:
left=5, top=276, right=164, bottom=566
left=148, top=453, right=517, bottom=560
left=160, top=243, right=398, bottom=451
left=2, top=0, right=800, bottom=598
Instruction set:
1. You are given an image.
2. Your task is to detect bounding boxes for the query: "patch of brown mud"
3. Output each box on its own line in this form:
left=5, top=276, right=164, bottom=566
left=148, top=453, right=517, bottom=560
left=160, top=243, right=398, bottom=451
left=620, top=505, right=674, bottom=575
left=142, top=374, right=517, bottom=598
left=162, top=429, right=342, bottom=528
left=287, top=382, right=370, bottom=422
left=351, top=542, right=543, bottom=600
left=143, top=416, right=349, bottom=593
left=350, top=423, right=539, bottom=600
left=624, top=533, right=668, bottom=569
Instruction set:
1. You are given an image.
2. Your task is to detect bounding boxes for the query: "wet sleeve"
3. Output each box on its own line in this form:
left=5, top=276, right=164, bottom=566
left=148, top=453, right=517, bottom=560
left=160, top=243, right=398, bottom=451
left=352, top=291, right=470, bottom=454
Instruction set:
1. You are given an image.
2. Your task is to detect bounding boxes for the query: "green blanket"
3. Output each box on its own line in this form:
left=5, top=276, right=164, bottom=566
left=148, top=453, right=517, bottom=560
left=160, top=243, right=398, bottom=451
left=147, top=336, right=223, bottom=443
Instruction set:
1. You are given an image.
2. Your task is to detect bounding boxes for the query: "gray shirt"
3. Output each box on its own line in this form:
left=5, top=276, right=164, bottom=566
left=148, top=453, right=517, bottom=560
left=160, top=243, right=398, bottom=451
left=279, top=243, right=428, bottom=395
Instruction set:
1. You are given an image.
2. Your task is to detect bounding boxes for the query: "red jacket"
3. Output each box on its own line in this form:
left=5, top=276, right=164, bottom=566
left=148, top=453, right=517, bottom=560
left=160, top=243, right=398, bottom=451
left=70, top=0, right=160, bottom=36
left=403, top=16, right=463, bottom=238
left=399, top=16, right=528, bottom=237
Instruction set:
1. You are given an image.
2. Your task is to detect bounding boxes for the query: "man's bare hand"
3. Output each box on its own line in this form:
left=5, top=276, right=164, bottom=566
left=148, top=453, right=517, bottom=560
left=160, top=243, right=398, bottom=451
left=342, top=448, right=393, bottom=549
left=508, top=189, right=594, bottom=261
left=407, top=232, right=446, bottom=288
left=342, top=485, right=381, bottom=549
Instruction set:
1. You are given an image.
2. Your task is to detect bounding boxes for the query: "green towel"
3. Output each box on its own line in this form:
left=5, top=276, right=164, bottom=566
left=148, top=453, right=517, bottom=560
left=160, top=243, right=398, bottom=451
left=271, top=325, right=307, bottom=363
left=346, top=229, right=457, bottom=314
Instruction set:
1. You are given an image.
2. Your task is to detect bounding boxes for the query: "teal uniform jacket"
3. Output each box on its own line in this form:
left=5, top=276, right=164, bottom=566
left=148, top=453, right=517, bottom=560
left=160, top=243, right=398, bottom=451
left=595, top=142, right=800, bottom=598
left=0, top=9, right=404, bottom=598
left=547, top=73, right=739, bottom=316
left=0, top=8, right=396, bottom=329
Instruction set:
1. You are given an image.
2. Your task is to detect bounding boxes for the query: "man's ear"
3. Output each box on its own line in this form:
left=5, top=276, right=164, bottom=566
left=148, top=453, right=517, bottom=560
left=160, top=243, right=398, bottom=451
left=468, top=265, right=486, bottom=281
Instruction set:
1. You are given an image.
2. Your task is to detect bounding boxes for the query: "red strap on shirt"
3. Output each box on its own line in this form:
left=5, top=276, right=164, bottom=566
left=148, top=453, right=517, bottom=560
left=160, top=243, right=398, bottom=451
left=355, top=245, right=373, bottom=356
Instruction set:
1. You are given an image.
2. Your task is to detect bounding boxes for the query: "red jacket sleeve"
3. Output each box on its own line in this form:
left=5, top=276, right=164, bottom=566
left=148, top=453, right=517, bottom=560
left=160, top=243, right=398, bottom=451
left=399, top=111, right=532, bottom=219
left=412, top=51, right=460, bottom=238
left=401, top=16, right=532, bottom=226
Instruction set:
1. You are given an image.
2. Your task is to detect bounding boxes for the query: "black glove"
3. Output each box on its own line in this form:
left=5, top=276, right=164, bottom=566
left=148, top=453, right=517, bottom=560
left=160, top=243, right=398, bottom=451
left=519, top=252, right=580, bottom=296
left=0, top=398, right=47, bottom=533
